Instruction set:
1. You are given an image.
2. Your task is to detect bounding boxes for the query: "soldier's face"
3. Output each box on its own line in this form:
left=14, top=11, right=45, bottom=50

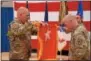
left=25, top=13, right=30, bottom=21
left=63, top=20, right=74, bottom=33
left=63, top=18, right=78, bottom=33
left=24, top=12, right=30, bottom=21
left=21, top=12, right=30, bottom=23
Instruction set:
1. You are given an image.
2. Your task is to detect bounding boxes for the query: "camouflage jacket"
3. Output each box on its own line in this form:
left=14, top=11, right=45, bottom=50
left=7, top=19, right=37, bottom=59
left=7, top=19, right=37, bottom=41
left=69, top=24, right=90, bottom=60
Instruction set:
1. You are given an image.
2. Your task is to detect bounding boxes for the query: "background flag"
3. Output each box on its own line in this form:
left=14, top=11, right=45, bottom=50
left=44, top=1, right=48, bottom=22
left=77, top=1, right=83, bottom=19
left=13, top=1, right=90, bottom=53
left=59, top=1, right=68, bottom=32
left=59, top=1, right=68, bottom=23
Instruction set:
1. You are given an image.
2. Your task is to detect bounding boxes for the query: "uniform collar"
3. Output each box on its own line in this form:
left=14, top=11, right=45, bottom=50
left=72, top=23, right=83, bottom=33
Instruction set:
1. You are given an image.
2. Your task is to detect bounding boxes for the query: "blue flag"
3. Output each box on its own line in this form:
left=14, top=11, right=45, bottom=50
left=77, top=1, right=83, bottom=18
left=44, top=2, right=48, bottom=22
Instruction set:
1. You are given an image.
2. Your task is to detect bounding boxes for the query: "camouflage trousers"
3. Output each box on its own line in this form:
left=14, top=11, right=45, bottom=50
left=9, top=40, right=31, bottom=61
left=9, top=49, right=31, bottom=61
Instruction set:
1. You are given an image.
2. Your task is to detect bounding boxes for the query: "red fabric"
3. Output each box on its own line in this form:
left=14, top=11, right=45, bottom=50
left=37, top=22, right=57, bottom=60
left=63, top=41, right=70, bottom=51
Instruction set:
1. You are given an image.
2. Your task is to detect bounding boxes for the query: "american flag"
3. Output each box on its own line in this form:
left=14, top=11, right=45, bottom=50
left=13, top=1, right=90, bottom=31
left=13, top=1, right=90, bottom=50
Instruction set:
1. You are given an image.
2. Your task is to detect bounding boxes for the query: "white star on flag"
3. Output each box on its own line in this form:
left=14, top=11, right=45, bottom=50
left=45, top=30, right=51, bottom=41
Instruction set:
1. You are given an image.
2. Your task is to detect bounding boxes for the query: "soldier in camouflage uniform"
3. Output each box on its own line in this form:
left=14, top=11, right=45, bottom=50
left=61, top=14, right=90, bottom=60
left=7, top=7, right=37, bottom=61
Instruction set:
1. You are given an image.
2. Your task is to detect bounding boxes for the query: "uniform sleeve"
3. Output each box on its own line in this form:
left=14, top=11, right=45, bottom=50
left=8, top=22, right=24, bottom=37
left=23, top=23, right=36, bottom=41
left=25, top=31, right=31, bottom=41
left=7, top=24, right=15, bottom=41
left=73, top=33, right=88, bottom=59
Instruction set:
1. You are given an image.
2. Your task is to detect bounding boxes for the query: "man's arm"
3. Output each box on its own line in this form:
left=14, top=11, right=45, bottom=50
left=7, top=22, right=25, bottom=37
left=72, top=32, right=88, bottom=60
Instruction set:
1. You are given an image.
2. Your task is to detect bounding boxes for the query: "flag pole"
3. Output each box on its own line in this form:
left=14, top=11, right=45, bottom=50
left=26, top=1, right=28, bottom=9
left=44, top=1, right=48, bottom=23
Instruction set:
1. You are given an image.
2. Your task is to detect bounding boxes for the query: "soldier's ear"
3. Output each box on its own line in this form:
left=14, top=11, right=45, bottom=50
left=76, top=15, right=81, bottom=23
left=76, top=15, right=81, bottom=20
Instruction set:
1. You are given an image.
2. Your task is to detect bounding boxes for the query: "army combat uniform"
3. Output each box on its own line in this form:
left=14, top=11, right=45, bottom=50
left=7, top=19, right=37, bottom=61
left=69, top=23, right=90, bottom=60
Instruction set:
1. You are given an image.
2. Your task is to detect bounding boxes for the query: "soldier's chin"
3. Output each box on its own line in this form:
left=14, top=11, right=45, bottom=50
left=65, top=30, right=71, bottom=34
